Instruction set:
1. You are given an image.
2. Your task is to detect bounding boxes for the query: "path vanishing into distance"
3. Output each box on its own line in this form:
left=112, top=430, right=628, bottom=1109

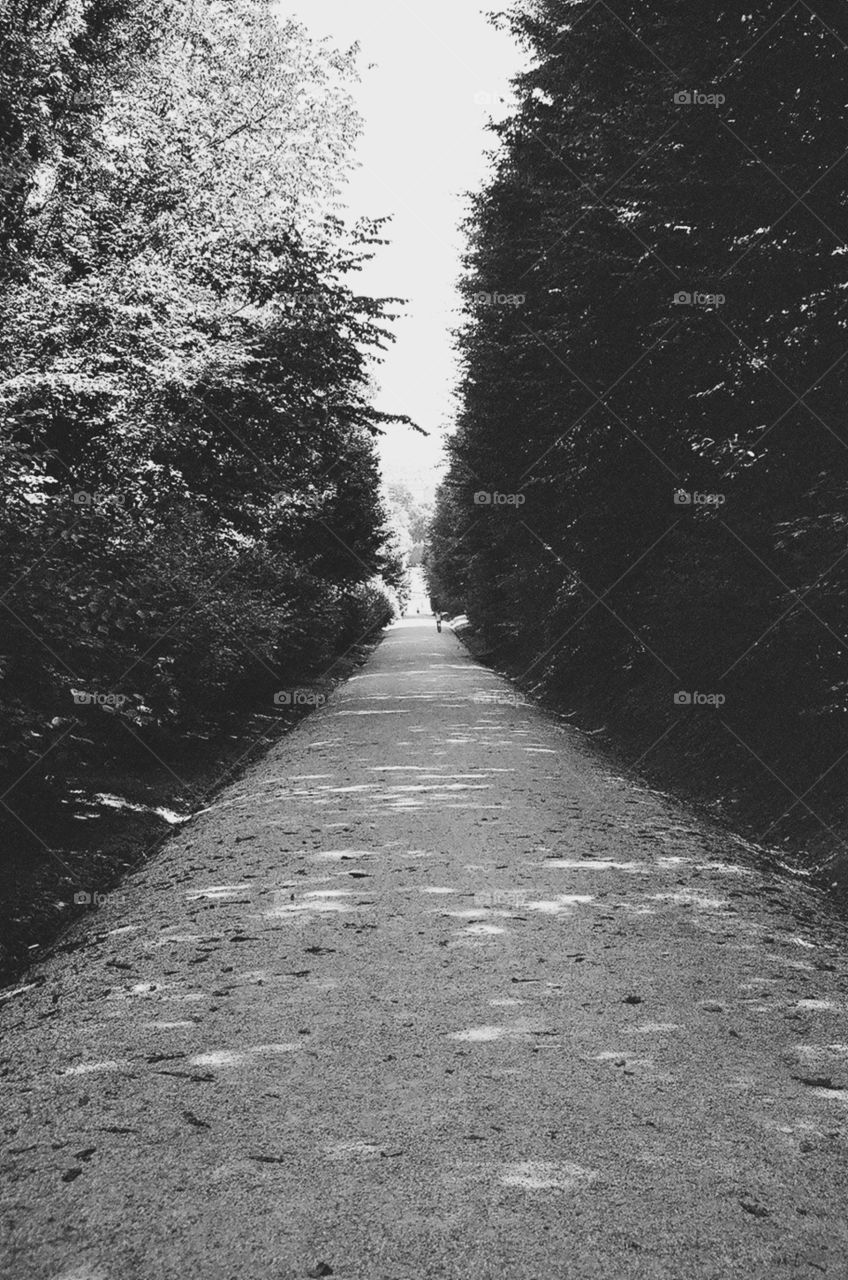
left=4, top=617, right=848, bottom=1280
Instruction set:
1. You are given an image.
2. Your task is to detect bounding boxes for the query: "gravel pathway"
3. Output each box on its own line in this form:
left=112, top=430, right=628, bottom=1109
left=2, top=617, right=848, bottom=1279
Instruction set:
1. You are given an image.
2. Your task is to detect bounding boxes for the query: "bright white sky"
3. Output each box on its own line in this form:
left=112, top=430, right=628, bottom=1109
left=279, top=0, right=521, bottom=501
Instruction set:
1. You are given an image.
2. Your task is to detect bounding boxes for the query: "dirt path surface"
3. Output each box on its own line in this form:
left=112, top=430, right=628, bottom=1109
left=3, top=617, right=848, bottom=1280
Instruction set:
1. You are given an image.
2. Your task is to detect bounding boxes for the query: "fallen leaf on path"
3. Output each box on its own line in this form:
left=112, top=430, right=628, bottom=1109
left=793, top=1075, right=843, bottom=1090
left=181, top=1110, right=210, bottom=1128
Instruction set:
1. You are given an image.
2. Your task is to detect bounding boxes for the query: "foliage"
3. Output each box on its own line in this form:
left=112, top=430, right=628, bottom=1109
left=430, top=0, right=848, bottom=846
left=384, top=482, right=433, bottom=595
left=0, top=0, right=407, bottom=829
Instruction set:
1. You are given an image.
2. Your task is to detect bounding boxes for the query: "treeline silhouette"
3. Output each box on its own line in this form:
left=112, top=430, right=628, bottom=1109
left=0, top=0, right=407, bottom=826
left=428, top=1, right=848, bottom=863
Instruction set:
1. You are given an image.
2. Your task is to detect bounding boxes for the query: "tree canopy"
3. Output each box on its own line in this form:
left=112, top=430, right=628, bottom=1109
left=0, top=0, right=410, bottom=826
left=429, top=0, right=848, bottom=852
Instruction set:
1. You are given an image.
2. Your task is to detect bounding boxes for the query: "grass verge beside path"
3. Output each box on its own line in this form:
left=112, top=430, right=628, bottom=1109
left=0, top=632, right=386, bottom=989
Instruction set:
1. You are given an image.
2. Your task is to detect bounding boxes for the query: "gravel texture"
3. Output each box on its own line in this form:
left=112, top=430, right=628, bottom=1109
left=2, top=616, right=848, bottom=1279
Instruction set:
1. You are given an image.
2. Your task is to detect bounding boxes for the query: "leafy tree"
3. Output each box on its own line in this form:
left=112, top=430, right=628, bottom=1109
left=431, top=0, right=848, bottom=847
left=0, top=0, right=409, bottom=832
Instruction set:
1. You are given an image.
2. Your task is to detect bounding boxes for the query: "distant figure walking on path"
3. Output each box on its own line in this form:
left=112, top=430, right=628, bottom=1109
left=435, top=612, right=443, bottom=633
